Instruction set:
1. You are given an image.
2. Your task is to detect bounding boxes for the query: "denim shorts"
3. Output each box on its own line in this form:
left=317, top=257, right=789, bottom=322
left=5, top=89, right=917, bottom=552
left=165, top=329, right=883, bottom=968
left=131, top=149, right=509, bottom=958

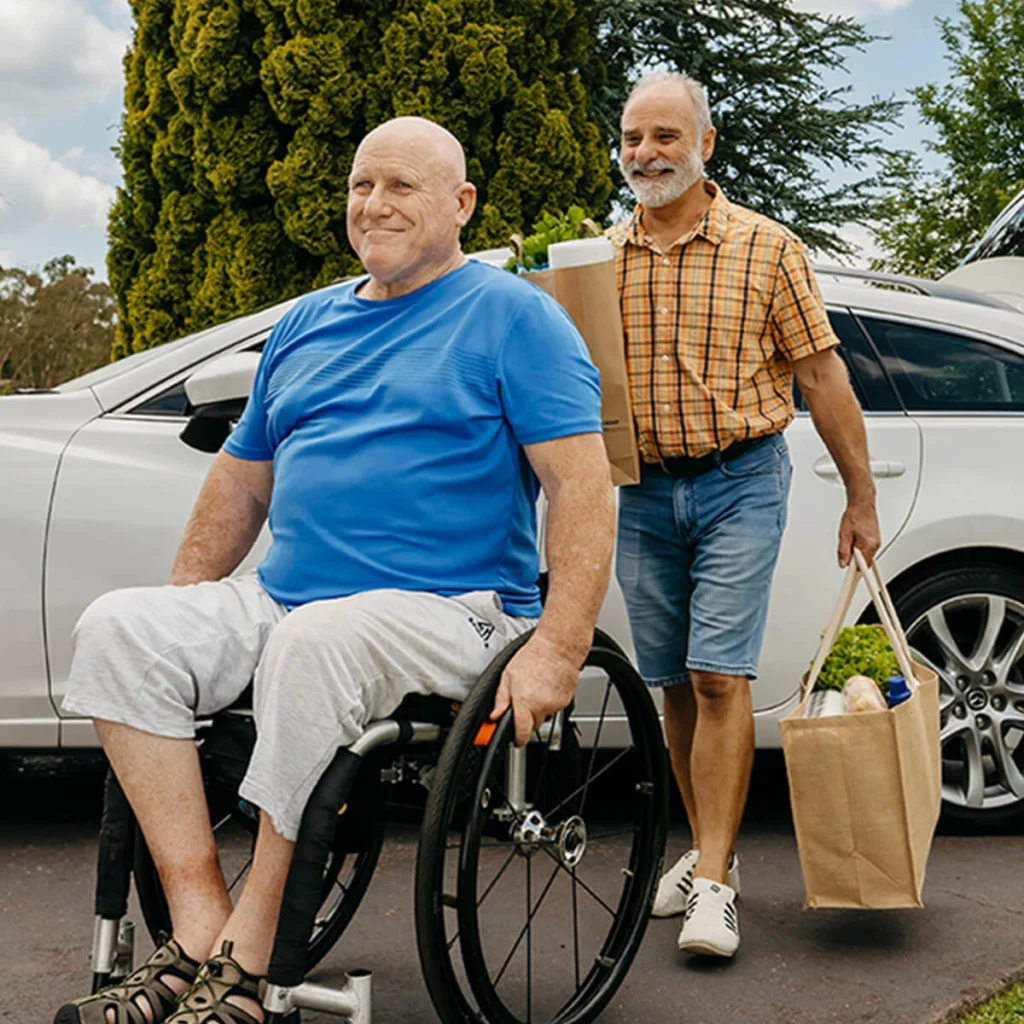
left=616, top=433, right=792, bottom=687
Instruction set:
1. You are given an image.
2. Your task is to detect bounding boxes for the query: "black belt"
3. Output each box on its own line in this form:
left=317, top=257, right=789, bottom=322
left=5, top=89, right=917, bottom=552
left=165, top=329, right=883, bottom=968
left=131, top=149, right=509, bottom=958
left=654, top=434, right=776, bottom=479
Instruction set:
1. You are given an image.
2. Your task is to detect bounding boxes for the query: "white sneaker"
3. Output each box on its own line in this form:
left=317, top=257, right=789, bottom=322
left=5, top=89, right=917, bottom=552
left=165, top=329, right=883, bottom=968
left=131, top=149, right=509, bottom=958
left=651, top=849, right=740, bottom=918
left=677, top=877, right=740, bottom=957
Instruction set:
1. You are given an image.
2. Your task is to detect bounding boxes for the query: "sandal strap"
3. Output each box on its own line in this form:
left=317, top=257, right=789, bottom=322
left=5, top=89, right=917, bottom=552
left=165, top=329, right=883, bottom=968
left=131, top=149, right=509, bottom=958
left=68, top=938, right=201, bottom=1024
left=166, top=942, right=264, bottom=1024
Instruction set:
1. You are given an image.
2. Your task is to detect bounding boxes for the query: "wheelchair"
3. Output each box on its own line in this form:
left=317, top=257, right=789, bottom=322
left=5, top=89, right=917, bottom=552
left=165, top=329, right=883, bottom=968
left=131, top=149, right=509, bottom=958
left=85, top=626, right=668, bottom=1024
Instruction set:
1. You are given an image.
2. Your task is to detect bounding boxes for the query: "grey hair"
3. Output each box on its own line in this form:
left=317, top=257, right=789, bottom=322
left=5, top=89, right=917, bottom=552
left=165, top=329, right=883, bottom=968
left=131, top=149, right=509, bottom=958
left=625, top=71, right=713, bottom=136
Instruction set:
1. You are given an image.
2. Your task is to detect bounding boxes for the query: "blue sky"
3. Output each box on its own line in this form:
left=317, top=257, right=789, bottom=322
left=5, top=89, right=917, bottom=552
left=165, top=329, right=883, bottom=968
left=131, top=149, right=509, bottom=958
left=0, top=0, right=963, bottom=279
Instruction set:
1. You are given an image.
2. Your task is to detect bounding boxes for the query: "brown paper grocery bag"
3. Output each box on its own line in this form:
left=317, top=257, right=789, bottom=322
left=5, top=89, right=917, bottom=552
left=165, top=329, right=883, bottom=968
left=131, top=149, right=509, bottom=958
left=519, top=261, right=640, bottom=487
left=779, top=551, right=941, bottom=909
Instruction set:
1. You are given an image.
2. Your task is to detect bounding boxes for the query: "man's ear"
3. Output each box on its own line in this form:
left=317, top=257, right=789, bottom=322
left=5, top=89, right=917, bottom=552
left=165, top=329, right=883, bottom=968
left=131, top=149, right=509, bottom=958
left=702, top=127, right=717, bottom=165
left=455, top=182, right=477, bottom=227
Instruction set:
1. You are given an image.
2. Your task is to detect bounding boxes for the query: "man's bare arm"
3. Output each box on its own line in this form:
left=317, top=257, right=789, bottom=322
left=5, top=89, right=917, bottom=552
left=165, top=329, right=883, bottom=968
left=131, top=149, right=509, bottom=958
left=170, top=450, right=274, bottom=585
left=490, top=432, right=616, bottom=745
left=793, top=348, right=881, bottom=566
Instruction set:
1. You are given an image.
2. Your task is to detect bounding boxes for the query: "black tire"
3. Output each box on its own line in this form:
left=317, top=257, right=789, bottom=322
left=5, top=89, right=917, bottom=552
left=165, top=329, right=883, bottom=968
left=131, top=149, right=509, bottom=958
left=415, top=633, right=668, bottom=1024
left=890, top=561, right=1024, bottom=828
left=133, top=733, right=385, bottom=971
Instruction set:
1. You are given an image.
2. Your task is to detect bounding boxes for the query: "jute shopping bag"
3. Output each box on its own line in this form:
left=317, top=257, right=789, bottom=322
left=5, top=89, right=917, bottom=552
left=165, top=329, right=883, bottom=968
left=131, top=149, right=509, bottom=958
left=511, top=234, right=640, bottom=487
left=779, top=551, right=941, bottom=909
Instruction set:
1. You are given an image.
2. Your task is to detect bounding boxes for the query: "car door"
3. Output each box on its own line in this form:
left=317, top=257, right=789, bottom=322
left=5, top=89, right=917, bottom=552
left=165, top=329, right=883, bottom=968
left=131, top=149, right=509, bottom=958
left=47, top=350, right=271, bottom=747
left=750, top=309, right=923, bottom=735
left=0, top=390, right=101, bottom=747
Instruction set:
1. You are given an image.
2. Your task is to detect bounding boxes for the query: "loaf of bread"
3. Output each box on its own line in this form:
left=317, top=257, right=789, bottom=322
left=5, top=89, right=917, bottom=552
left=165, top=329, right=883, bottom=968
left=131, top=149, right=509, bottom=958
left=842, top=674, right=888, bottom=713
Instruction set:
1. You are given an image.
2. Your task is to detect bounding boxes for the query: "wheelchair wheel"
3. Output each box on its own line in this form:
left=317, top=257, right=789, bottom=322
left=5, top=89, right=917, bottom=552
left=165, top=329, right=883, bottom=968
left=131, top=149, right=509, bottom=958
left=133, top=746, right=385, bottom=972
left=415, top=632, right=668, bottom=1024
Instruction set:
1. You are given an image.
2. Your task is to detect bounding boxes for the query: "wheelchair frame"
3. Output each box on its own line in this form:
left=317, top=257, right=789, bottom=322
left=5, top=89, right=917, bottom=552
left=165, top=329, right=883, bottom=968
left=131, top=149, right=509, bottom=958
left=85, top=628, right=666, bottom=1024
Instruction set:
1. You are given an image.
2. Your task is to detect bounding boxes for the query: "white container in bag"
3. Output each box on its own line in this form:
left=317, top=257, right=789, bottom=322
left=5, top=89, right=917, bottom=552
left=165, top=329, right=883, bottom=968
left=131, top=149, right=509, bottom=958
left=547, top=236, right=615, bottom=269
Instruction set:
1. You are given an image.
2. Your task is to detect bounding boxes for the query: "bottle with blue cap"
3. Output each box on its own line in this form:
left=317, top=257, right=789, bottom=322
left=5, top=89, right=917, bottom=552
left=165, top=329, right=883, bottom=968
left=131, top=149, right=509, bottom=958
left=886, top=674, right=912, bottom=709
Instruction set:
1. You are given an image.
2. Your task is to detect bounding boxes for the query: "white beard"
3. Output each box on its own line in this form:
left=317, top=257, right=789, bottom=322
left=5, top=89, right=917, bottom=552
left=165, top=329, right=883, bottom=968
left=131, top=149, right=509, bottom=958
left=620, top=146, right=704, bottom=208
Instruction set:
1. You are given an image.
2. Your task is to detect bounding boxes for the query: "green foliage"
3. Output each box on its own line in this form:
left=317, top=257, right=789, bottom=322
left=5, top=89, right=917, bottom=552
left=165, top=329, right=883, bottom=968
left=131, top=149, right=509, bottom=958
left=957, top=983, right=1024, bottom=1023
left=505, top=206, right=592, bottom=270
left=109, top=0, right=612, bottom=355
left=813, top=625, right=899, bottom=693
left=586, top=0, right=905, bottom=257
left=0, top=257, right=116, bottom=393
left=872, top=0, right=1024, bottom=276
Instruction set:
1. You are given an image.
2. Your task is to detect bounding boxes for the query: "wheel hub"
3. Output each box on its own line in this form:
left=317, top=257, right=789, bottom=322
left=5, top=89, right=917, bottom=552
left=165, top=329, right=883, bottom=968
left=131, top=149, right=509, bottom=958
left=966, top=688, right=989, bottom=712
left=557, top=816, right=588, bottom=868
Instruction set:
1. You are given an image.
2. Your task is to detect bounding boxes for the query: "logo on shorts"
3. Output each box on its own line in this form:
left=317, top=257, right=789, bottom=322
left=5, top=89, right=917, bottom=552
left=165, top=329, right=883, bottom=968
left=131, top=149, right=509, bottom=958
left=467, top=616, right=496, bottom=647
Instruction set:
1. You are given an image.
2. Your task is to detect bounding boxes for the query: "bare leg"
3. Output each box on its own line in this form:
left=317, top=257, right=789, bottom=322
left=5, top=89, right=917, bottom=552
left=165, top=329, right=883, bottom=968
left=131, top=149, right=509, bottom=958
left=661, top=681, right=700, bottom=849
left=213, top=812, right=293, bottom=972
left=95, top=721, right=232, bottom=1020
left=686, top=671, right=754, bottom=885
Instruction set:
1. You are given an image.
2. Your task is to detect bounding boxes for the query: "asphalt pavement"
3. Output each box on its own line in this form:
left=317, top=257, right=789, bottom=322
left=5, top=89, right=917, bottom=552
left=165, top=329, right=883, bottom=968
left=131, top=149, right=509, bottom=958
left=3, top=752, right=1023, bottom=1024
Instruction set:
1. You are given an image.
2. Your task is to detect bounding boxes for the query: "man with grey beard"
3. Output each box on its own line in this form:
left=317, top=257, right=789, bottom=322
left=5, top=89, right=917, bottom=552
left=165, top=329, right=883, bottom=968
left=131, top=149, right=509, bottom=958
left=608, top=71, right=880, bottom=958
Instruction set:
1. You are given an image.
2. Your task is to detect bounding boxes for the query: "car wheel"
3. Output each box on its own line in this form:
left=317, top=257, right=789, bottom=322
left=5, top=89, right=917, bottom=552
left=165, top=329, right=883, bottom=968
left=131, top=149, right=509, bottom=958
left=892, top=563, right=1024, bottom=827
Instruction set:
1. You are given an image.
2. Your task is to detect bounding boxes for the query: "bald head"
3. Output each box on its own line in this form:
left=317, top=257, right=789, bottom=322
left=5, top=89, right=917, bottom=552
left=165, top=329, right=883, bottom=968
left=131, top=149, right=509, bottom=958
left=356, top=116, right=467, bottom=189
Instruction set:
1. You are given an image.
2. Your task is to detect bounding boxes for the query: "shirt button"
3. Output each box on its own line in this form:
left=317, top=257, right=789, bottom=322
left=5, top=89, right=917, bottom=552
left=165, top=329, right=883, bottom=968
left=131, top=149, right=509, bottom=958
left=660, top=307, right=669, bottom=315
left=663, top=404, right=671, bottom=412
left=662, top=257, right=670, bottom=266
left=661, top=354, right=669, bottom=362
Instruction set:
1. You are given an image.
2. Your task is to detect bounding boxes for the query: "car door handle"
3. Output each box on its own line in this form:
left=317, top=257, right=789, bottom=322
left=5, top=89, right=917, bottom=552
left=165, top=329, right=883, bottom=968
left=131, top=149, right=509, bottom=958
left=813, top=459, right=906, bottom=480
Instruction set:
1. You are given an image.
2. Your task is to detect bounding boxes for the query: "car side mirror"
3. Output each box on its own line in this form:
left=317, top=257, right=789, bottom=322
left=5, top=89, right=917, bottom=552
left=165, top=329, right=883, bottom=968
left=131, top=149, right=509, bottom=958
left=180, top=351, right=260, bottom=453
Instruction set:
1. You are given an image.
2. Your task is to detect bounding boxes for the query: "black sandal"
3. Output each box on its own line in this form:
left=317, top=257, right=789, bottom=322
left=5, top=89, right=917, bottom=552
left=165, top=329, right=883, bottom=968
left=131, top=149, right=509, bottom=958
left=55, top=937, right=201, bottom=1024
left=164, top=942, right=265, bottom=1024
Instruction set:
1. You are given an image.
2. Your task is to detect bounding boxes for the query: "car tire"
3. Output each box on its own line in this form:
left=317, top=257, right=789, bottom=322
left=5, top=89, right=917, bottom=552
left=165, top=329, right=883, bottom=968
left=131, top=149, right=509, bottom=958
left=890, top=562, right=1024, bottom=828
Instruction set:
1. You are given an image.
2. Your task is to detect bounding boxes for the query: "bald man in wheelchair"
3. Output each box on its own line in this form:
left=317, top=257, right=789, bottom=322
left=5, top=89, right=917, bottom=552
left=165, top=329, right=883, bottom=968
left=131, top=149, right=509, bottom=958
left=56, top=116, right=615, bottom=1024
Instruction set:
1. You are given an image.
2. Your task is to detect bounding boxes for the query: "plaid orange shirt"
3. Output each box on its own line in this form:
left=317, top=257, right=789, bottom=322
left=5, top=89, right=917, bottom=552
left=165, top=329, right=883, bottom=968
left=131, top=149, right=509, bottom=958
left=608, top=182, right=838, bottom=462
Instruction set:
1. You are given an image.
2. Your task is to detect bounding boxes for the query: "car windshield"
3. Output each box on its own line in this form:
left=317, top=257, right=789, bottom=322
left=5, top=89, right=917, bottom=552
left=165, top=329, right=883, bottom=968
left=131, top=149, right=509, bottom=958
left=54, top=327, right=220, bottom=392
left=962, top=189, right=1024, bottom=264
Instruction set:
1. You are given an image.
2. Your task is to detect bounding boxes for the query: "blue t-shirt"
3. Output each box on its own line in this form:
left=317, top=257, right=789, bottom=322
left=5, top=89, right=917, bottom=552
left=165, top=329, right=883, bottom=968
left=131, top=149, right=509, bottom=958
left=223, top=260, right=602, bottom=617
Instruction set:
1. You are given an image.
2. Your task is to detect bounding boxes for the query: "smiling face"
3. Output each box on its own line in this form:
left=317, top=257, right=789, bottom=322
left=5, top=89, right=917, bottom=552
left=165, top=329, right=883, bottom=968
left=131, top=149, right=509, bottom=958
left=619, top=83, right=716, bottom=209
left=346, top=118, right=476, bottom=293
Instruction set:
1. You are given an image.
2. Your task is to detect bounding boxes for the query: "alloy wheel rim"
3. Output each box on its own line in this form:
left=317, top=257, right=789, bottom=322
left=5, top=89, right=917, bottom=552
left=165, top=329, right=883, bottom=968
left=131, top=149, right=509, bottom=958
left=907, top=593, right=1024, bottom=811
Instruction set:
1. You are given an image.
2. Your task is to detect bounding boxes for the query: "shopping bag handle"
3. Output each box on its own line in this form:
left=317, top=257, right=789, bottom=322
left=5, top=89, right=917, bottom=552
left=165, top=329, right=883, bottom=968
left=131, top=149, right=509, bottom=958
left=803, top=551, right=917, bottom=700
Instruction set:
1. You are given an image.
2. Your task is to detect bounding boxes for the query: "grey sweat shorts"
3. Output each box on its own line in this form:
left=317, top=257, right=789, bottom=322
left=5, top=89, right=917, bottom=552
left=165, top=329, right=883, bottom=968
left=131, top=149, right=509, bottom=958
left=62, top=573, right=537, bottom=840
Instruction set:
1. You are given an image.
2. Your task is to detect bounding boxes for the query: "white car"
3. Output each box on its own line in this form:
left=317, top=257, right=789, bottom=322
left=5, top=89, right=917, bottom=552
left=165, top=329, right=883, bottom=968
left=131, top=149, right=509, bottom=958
left=3, top=275, right=1024, bottom=827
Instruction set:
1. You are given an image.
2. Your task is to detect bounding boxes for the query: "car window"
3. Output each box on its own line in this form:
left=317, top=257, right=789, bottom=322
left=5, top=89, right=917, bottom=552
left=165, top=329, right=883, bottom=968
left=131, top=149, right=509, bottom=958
left=793, top=310, right=900, bottom=413
left=860, top=316, right=1024, bottom=411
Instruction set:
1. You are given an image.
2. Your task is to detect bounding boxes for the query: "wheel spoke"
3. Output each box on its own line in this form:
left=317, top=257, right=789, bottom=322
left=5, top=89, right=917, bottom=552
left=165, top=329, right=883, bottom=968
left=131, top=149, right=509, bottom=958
left=577, top=677, right=614, bottom=816
left=990, top=726, right=1024, bottom=800
left=962, top=728, right=986, bottom=809
left=995, top=625, right=1024, bottom=688
left=478, top=845, right=520, bottom=910
left=492, top=862, right=562, bottom=989
left=971, top=596, right=1006, bottom=672
left=927, top=606, right=969, bottom=674
left=571, top=866, right=581, bottom=990
left=911, top=648, right=955, bottom=698
left=543, top=747, right=632, bottom=820
left=526, top=847, right=532, bottom=1023
left=540, top=847, right=616, bottom=916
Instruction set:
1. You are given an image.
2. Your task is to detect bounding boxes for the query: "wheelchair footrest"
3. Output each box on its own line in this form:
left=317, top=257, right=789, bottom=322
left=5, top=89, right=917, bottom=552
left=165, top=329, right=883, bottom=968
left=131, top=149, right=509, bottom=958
left=264, top=973, right=371, bottom=1024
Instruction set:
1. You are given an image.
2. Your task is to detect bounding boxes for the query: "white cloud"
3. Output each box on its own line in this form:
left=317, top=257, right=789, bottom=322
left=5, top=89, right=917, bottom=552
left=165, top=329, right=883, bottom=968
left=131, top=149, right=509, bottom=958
left=811, top=222, right=885, bottom=269
left=0, top=0, right=129, bottom=116
left=0, top=123, right=115, bottom=236
left=57, top=145, right=122, bottom=185
left=792, top=0, right=912, bottom=16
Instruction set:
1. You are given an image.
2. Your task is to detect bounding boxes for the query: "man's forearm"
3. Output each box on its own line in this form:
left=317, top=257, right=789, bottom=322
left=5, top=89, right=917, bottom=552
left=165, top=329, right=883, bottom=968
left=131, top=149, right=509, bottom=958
left=803, top=367, right=875, bottom=505
left=170, top=452, right=273, bottom=585
left=536, top=474, right=616, bottom=665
